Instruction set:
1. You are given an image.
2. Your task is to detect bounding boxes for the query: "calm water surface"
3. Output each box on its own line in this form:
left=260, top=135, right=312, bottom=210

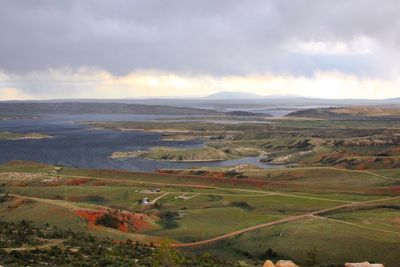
left=0, top=114, right=271, bottom=172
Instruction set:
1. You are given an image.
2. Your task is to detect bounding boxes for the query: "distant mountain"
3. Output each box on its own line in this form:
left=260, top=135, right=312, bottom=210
left=205, top=91, right=262, bottom=99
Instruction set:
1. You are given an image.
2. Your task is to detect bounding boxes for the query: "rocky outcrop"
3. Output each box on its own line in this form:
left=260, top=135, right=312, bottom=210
left=345, top=262, right=384, bottom=267
left=337, top=137, right=400, bottom=147
left=263, top=260, right=276, bottom=267
left=275, top=260, right=299, bottom=267
left=263, top=260, right=384, bottom=267
left=263, top=260, right=299, bottom=267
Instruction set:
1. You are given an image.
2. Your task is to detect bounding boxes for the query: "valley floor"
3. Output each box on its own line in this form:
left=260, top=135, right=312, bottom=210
left=1, top=161, right=399, bottom=266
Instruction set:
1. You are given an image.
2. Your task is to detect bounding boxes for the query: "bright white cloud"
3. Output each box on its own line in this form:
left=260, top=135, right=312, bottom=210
left=285, top=36, right=378, bottom=55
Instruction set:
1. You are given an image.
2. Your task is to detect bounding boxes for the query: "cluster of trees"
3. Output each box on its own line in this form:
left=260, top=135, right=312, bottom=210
left=0, top=193, right=8, bottom=203
left=0, top=220, right=48, bottom=248
left=95, top=212, right=121, bottom=229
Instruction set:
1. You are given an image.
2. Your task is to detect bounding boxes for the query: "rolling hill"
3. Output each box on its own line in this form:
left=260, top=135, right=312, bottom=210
left=0, top=102, right=223, bottom=115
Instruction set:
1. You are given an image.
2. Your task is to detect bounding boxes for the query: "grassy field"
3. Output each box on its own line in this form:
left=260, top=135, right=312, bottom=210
left=0, top=197, right=87, bottom=232
left=158, top=165, right=400, bottom=195
left=193, top=217, right=400, bottom=266
left=1, top=159, right=399, bottom=266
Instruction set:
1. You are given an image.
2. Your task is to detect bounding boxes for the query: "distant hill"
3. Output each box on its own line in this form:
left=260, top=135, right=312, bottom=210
left=0, top=102, right=223, bottom=115
left=205, top=91, right=262, bottom=99
left=286, top=108, right=336, bottom=118
left=286, top=106, right=400, bottom=119
left=226, top=110, right=270, bottom=116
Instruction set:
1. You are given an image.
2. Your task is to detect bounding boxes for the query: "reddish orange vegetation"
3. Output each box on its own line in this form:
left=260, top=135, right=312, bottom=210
left=157, top=169, right=266, bottom=188
left=45, top=182, right=63, bottom=187
left=78, top=168, right=266, bottom=187
left=212, top=171, right=225, bottom=178
left=388, top=147, right=400, bottom=154
left=375, top=186, right=400, bottom=195
left=74, top=209, right=154, bottom=232
left=64, top=178, right=90, bottom=186
left=90, top=180, right=110, bottom=186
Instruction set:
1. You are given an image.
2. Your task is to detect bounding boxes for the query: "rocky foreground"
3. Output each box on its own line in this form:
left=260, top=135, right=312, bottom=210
left=263, top=260, right=385, bottom=267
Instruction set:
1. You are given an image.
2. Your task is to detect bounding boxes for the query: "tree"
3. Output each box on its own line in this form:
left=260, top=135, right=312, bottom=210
left=152, top=239, right=182, bottom=267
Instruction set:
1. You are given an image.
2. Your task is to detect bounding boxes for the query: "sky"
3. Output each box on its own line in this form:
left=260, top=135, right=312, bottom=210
left=1, top=0, right=400, bottom=100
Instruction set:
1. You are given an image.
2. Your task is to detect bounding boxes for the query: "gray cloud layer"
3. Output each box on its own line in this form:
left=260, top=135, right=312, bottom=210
left=1, top=0, right=400, bottom=76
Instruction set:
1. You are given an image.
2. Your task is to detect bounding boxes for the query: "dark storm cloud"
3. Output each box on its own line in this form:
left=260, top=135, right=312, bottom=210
left=0, top=0, right=399, bottom=76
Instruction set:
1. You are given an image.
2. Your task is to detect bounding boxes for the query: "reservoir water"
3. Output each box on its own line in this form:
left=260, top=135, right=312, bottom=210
left=0, top=114, right=271, bottom=172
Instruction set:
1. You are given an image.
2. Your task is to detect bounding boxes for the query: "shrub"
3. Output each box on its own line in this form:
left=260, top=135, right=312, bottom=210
left=95, top=213, right=121, bottom=229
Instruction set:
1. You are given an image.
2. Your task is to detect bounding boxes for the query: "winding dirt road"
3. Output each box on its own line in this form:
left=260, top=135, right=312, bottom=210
left=10, top=192, right=398, bottom=248
left=172, top=195, right=400, bottom=248
left=2, top=170, right=400, bottom=248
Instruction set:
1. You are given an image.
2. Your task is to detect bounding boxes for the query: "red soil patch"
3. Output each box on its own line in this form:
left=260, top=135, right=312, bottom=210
left=90, top=180, right=110, bottom=186
left=75, top=209, right=103, bottom=224
left=81, top=168, right=267, bottom=188
left=74, top=209, right=154, bottom=232
left=46, top=182, right=63, bottom=187
left=64, top=178, right=90, bottom=186
left=375, top=186, right=400, bottom=195
left=386, top=147, right=400, bottom=155
left=157, top=169, right=266, bottom=188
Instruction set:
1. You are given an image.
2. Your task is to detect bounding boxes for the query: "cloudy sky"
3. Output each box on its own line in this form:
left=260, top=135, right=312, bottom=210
left=1, top=0, right=400, bottom=100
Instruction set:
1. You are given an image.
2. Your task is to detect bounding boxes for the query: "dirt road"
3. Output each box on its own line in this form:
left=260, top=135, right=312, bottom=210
left=172, top=195, right=400, bottom=247
left=3, top=171, right=399, bottom=248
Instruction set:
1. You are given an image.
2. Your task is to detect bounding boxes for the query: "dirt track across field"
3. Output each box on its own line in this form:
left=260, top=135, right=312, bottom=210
left=171, top=195, right=400, bottom=248
left=2, top=170, right=400, bottom=247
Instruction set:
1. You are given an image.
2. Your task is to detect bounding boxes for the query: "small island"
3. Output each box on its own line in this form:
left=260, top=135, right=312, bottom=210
left=0, top=114, right=43, bottom=121
left=111, top=146, right=238, bottom=162
left=0, top=131, right=52, bottom=140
